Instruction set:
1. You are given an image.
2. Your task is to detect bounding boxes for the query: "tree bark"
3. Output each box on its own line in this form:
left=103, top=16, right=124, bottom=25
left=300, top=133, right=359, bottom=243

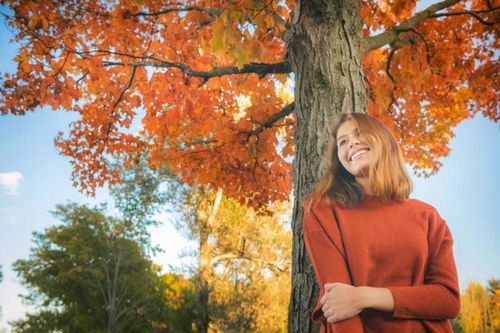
left=196, top=187, right=223, bottom=333
left=286, top=1, right=366, bottom=332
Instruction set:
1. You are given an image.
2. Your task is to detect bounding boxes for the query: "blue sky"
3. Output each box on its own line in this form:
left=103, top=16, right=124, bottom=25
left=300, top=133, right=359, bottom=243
left=1, top=2, right=499, bottom=330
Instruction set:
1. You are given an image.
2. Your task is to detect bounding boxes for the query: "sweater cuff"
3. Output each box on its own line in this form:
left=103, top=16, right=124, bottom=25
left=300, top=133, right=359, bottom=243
left=387, top=286, right=410, bottom=318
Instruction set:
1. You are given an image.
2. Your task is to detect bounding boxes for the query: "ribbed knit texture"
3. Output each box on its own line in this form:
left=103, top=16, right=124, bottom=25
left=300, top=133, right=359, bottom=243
left=303, top=195, right=460, bottom=333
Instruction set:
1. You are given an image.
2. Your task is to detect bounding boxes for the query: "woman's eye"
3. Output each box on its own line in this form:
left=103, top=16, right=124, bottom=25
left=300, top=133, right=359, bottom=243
left=339, top=140, right=346, bottom=146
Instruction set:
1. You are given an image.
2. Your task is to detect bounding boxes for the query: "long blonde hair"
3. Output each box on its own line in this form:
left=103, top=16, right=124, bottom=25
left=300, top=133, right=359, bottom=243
left=302, top=112, right=412, bottom=211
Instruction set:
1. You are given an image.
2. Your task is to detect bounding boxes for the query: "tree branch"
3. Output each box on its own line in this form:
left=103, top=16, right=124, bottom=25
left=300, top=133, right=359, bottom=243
left=131, top=5, right=224, bottom=28
left=99, top=66, right=137, bottom=154
left=429, top=7, right=500, bottom=26
left=407, top=28, right=431, bottom=64
left=178, top=102, right=294, bottom=150
left=242, top=102, right=294, bottom=139
left=131, top=6, right=223, bottom=18
left=113, top=66, right=137, bottom=109
left=363, top=0, right=460, bottom=53
left=102, top=60, right=292, bottom=79
left=386, top=48, right=398, bottom=83
left=210, top=253, right=287, bottom=272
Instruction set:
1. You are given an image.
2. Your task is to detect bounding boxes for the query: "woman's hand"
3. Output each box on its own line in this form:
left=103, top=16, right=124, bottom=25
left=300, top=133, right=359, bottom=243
left=320, top=282, right=366, bottom=323
left=320, top=283, right=395, bottom=323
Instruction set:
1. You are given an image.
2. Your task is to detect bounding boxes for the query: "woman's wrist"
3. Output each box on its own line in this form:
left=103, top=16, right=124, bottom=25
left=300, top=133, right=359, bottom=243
left=357, top=286, right=374, bottom=309
left=357, top=286, right=395, bottom=312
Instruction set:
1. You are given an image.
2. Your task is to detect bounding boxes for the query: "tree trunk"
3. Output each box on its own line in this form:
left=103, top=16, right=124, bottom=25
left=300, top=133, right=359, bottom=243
left=286, top=1, right=366, bottom=332
left=197, top=229, right=210, bottom=333
left=196, top=187, right=223, bottom=333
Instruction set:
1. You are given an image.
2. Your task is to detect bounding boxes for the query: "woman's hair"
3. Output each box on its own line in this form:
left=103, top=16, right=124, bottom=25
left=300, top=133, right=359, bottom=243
left=302, top=112, right=412, bottom=211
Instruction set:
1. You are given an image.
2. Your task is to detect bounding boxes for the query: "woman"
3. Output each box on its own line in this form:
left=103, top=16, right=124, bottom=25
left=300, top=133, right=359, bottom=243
left=302, top=113, right=460, bottom=332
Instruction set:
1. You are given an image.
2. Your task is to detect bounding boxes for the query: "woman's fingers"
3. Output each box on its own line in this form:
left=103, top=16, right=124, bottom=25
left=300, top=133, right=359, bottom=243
left=324, top=282, right=343, bottom=293
left=323, top=307, right=340, bottom=323
left=322, top=282, right=347, bottom=303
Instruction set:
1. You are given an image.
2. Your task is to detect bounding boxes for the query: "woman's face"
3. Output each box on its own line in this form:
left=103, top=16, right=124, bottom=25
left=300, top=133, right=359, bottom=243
left=336, top=119, right=372, bottom=179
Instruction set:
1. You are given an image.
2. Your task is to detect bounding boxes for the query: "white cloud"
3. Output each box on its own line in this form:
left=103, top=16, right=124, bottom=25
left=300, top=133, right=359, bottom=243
left=0, top=172, right=24, bottom=196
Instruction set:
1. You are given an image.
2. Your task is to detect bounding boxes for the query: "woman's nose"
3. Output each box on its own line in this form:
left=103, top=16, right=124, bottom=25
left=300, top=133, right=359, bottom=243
left=349, top=137, right=361, bottom=148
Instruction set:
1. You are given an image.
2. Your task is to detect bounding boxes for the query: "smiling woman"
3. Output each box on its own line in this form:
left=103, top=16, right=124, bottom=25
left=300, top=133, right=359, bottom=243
left=301, top=113, right=460, bottom=333
left=306, top=113, right=413, bottom=209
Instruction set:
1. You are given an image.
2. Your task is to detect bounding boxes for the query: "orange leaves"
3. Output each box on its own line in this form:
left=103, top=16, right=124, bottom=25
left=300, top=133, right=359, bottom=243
left=130, top=70, right=292, bottom=211
left=3, top=0, right=497, bottom=210
left=362, top=0, right=499, bottom=176
left=392, top=0, right=417, bottom=22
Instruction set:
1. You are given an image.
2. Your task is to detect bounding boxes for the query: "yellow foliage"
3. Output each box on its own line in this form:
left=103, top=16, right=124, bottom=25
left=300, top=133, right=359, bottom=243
left=459, top=280, right=500, bottom=333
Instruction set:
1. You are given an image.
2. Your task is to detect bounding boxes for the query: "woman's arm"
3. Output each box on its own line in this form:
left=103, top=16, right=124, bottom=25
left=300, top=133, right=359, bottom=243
left=318, top=283, right=393, bottom=323
left=357, top=286, right=394, bottom=312
left=303, top=208, right=365, bottom=332
left=385, top=215, right=460, bottom=320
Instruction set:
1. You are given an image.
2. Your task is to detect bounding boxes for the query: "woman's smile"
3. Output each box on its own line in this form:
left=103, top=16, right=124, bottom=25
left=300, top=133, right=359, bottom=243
left=350, top=148, right=370, bottom=161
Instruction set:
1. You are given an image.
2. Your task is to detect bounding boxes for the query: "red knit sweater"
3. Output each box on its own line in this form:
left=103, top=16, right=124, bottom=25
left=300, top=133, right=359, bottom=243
left=303, top=195, right=460, bottom=333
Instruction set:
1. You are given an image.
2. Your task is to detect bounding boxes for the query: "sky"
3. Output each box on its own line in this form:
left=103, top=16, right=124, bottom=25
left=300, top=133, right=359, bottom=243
left=0, top=2, right=499, bottom=331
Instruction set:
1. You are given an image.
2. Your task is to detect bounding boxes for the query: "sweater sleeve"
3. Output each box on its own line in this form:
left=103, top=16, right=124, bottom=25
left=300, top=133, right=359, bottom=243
left=386, top=213, right=460, bottom=320
left=303, top=208, right=365, bottom=332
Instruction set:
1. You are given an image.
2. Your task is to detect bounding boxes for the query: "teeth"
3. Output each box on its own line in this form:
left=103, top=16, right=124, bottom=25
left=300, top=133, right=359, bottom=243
left=351, top=149, right=369, bottom=161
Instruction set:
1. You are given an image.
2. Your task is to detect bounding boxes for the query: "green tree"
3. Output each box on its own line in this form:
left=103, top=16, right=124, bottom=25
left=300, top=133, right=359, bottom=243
left=109, top=156, right=186, bottom=227
left=109, top=160, right=291, bottom=332
left=108, top=156, right=188, bottom=256
left=11, top=203, right=169, bottom=333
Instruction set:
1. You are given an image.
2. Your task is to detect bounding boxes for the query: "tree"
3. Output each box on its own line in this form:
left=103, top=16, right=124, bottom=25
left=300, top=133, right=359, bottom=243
left=161, top=272, right=198, bottom=333
left=182, top=187, right=291, bottom=332
left=458, top=279, right=500, bottom=333
left=1, top=1, right=498, bottom=331
left=486, top=278, right=500, bottom=331
left=11, top=203, right=170, bottom=333
left=108, top=158, right=292, bottom=332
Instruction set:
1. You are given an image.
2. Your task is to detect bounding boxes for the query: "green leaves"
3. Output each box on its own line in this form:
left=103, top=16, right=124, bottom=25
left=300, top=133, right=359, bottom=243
left=12, top=203, right=170, bottom=332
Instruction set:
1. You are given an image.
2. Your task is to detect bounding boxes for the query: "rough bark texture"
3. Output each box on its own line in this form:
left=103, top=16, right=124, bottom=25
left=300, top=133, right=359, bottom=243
left=286, top=1, right=366, bottom=332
